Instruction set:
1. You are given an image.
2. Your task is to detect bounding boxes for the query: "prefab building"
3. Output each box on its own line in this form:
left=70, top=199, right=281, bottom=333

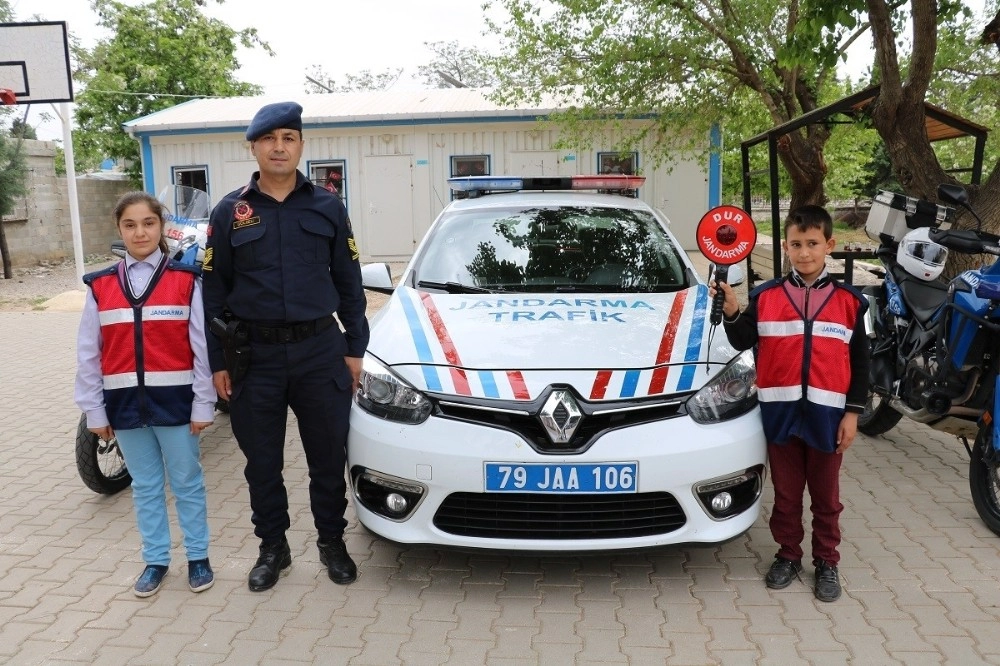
left=125, top=89, right=720, bottom=261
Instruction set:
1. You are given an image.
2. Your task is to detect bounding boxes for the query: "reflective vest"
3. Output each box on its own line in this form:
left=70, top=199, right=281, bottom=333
left=85, top=259, right=198, bottom=429
left=754, top=279, right=862, bottom=452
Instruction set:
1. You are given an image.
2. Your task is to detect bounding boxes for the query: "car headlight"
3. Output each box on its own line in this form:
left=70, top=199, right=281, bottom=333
left=356, top=356, right=433, bottom=424
left=686, top=349, right=758, bottom=424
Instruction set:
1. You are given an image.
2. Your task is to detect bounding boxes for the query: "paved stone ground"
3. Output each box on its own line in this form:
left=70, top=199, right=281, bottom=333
left=2, top=257, right=1000, bottom=664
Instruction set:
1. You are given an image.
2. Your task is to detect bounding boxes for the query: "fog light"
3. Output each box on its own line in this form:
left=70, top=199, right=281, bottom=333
left=711, top=492, right=733, bottom=512
left=694, top=465, right=765, bottom=520
left=385, top=493, right=409, bottom=514
left=351, top=466, right=426, bottom=522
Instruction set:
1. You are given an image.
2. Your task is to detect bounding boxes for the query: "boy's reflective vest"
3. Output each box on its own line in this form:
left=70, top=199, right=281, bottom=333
left=85, top=259, right=198, bottom=429
left=754, top=279, right=863, bottom=452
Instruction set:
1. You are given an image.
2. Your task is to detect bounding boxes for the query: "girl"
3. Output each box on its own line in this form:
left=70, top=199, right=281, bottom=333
left=75, top=191, right=215, bottom=597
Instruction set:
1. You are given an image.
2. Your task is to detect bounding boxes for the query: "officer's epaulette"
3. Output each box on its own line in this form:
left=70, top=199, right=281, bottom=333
left=82, top=262, right=121, bottom=287
left=166, top=259, right=202, bottom=276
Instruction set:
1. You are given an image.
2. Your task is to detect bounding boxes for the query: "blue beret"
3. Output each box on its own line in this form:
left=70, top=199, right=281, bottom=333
left=245, top=101, right=303, bottom=141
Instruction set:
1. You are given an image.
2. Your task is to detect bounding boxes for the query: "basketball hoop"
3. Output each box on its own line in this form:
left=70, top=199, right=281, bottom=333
left=0, top=88, right=15, bottom=105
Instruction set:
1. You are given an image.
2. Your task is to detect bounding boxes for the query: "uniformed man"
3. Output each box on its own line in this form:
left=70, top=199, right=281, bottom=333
left=202, top=101, right=369, bottom=591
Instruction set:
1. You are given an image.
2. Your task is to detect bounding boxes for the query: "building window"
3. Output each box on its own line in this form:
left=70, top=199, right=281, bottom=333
left=172, top=166, right=208, bottom=193
left=597, top=152, right=639, bottom=197
left=451, top=155, right=490, bottom=177
left=170, top=166, right=209, bottom=213
left=309, top=160, right=347, bottom=209
left=450, top=155, right=490, bottom=199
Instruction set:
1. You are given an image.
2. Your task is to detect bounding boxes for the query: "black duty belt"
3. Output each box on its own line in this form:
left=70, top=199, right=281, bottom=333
left=248, top=316, right=335, bottom=344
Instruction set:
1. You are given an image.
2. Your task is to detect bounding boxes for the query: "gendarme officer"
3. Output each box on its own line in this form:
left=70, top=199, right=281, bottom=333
left=202, top=101, right=369, bottom=591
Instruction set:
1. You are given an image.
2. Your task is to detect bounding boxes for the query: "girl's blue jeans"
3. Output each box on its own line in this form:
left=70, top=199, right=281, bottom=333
left=115, top=425, right=209, bottom=566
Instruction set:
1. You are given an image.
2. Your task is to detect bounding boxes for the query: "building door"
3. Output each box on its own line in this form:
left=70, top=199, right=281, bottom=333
left=362, top=155, right=413, bottom=258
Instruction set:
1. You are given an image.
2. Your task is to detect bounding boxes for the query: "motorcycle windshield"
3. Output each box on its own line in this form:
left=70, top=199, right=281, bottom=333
left=157, top=185, right=211, bottom=264
left=158, top=185, right=210, bottom=223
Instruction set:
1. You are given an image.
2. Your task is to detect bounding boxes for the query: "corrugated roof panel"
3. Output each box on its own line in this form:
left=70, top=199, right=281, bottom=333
left=126, top=88, right=570, bottom=135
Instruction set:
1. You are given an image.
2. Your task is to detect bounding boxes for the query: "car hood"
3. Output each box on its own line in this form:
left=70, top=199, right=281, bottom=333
left=367, top=284, right=739, bottom=401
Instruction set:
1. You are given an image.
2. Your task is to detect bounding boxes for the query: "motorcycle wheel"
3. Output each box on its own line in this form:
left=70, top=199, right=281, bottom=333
left=858, top=390, right=903, bottom=435
left=969, top=423, right=1000, bottom=537
left=75, top=413, right=132, bottom=494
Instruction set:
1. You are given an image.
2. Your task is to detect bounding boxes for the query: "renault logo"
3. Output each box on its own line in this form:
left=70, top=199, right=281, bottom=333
left=539, top=389, right=582, bottom=444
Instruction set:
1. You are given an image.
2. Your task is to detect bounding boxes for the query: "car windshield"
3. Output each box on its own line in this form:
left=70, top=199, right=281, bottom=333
left=414, top=205, right=690, bottom=293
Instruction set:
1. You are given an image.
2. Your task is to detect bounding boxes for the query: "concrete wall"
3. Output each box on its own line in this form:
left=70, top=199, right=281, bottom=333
left=1, top=140, right=132, bottom=269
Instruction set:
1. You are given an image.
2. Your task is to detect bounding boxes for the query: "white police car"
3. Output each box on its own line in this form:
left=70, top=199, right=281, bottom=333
left=351, top=175, right=766, bottom=551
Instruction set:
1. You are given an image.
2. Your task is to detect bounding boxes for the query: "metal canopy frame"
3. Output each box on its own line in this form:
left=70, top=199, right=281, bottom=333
left=740, top=84, right=990, bottom=283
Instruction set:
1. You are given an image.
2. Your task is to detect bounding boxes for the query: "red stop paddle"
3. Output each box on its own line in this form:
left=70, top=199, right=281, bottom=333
left=696, top=205, right=757, bottom=326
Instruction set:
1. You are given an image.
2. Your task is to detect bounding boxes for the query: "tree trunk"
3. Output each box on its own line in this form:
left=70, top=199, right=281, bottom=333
left=0, top=219, right=11, bottom=279
left=776, top=130, right=829, bottom=211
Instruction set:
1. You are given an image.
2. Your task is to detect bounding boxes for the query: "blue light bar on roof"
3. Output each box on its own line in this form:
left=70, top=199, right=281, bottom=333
left=448, top=176, right=524, bottom=192
left=448, top=175, right=646, bottom=195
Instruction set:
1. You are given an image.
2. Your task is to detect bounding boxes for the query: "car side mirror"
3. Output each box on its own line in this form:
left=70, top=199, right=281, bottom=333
left=361, top=262, right=394, bottom=294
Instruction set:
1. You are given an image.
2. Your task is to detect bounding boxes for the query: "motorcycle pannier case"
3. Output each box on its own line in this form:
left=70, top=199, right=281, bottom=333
left=866, top=190, right=952, bottom=244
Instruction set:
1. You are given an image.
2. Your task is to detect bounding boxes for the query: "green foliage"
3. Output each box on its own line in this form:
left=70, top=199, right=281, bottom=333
left=0, top=133, right=28, bottom=217
left=926, top=1, right=1000, bottom=185
left=9, top=118, right=37, bottom=140
left=72, top=0, right=268, bottom=184
left=483, top=0, right=874, bottom=206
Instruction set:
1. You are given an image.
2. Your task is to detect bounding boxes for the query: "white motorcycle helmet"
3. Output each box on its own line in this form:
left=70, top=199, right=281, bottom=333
left=897, top=226, right=948, bottom=281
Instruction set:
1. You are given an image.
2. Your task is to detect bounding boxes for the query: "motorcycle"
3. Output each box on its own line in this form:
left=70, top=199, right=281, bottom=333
left=859, top=183, right=1000, bottom=535
left=76, top=185, right=221, bottom=494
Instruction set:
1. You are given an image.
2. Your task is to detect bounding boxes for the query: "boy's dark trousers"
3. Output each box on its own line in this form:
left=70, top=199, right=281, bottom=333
left=767, top=437, right=844, bottom=565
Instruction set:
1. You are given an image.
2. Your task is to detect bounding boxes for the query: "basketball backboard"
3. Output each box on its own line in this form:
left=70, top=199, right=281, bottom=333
left=0, top=21, right=73, bottom=104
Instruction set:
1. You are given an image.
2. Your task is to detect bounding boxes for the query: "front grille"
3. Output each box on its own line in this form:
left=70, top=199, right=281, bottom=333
left=435, top=395, right=685, bottom=453
left=433, top=492, right=685, bottom=539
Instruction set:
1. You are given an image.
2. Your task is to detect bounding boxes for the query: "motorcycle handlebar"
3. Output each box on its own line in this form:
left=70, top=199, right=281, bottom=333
left=929, top=228, right=998, bottom=255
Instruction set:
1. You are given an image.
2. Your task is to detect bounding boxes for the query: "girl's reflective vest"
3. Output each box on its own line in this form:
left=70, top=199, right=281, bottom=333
left=754, top=279, right=863, bottom=452
left=84, top=259, right=199, bottom=430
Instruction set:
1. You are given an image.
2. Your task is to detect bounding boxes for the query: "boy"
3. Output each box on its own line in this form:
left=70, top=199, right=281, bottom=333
left=711, top=205, right=869, bottom=602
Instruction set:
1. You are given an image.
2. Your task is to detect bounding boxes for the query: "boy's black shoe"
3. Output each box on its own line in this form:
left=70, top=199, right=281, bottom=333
left=765, top=557, right=802, bottom=589
left=318, top=536, right=357, bottom=585
left=814, top=561, right=841, bottom=602
left=248, top=539, right=292, bottom=591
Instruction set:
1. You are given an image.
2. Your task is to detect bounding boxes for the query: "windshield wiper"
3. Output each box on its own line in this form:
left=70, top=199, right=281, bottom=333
left=416, top=280, right=500, bottom=294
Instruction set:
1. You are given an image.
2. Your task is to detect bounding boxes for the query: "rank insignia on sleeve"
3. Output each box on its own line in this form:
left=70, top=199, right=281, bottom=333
left=233, top=216, right=261, bottom=230
left=348, top=237, right=360, bottom=261
left=202, top=247, right=213, bottom=271
left=233, top=201, right=253, bottom=221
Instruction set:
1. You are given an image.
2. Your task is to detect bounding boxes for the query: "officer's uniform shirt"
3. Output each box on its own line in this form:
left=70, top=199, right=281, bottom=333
left=75, top=248, right=216, bottom=428
left=201, top=171, right=369, bottom=373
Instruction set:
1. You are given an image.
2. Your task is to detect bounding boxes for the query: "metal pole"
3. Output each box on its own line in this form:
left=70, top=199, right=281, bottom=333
left=59, top=102, right=85, bottom=287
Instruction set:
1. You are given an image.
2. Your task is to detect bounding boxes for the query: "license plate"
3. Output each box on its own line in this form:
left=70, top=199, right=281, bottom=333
left=484, top=462, right=638, bottom=493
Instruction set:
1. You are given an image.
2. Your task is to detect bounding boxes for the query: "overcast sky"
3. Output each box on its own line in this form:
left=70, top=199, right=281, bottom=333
left=13, top=0, right=503, bottom=141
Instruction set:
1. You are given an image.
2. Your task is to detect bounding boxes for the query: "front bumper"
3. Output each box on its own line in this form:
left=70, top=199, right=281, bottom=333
left=347, top=406, right=766, bottom=551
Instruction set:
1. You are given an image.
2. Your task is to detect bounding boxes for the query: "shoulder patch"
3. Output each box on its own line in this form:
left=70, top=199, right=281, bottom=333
left=82, top=262, right=121, bottom=287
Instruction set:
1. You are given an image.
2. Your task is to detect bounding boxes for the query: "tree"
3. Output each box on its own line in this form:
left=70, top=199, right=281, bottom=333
left=0, top=131, right=28, bottom=278
left=304, top=66, right=403, bottom=94
left=485, top=0, right=872, bottom=210
left=415, top=41, right=498, bottom=88
left=9, top=118, right=36, bottom=140
left=801, top=1, right=998, bottom=273
left=72, top=0, right=269, bottom=184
